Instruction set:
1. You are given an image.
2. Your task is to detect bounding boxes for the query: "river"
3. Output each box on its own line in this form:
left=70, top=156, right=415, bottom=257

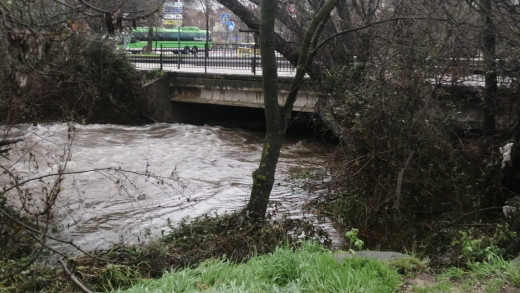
left=2, top=123, right=340, bottom=253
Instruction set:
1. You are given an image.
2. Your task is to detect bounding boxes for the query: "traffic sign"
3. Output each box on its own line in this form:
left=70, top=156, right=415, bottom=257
left=164, top=8, right=183, bottom=13
left=228, top=21, right=234, bottom=31
left=220, top=13, right=230, bottom=22
left=163, top=19, right=182, bottom=26
left=164, top=14, right=183, bottom=20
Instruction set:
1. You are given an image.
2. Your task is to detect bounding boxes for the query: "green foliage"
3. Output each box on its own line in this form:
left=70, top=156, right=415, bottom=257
left=390, top=256, right=429, bottom=276
left=345, top=228, right=364, bottom=252
left=114, top=243, right=402, bottom=293
left=419, top=257, right=520, bottom=292
left=99, top=264, right=142, bottom=291
left=451, top=226, right=515, bottom=264
left=56, top=213, right=329, bottom=292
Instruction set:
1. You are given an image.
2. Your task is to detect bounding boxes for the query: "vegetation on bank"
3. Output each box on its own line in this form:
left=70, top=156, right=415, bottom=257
left=2, top=2, right=520, bottom=292
left=308, top=62, right=520, bottom=261
left=112, top=244, right=520, bottom=293
left=0, top=34, right=149, bottom=125
left=2, top=42, right=520, bottom=292
left=2, top=208, right=520, bottom=292
left=0, top=211, right=330, bottom=292
left=113, top=243, right=401, bottom=293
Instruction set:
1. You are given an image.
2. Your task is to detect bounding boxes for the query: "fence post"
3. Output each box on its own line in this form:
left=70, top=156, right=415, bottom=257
left=205, top=43, right=208, bottom=74
left=252, top=43, right=257, bottom=75
left=178, top=27, right=181, bottom=69
left=160, top=44, right=163, bottom=71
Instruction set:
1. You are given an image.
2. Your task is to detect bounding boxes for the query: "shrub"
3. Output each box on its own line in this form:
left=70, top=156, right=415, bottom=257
left=314, top=64, right=496, bottom=253
left=0, top=34, right=145, bottom=124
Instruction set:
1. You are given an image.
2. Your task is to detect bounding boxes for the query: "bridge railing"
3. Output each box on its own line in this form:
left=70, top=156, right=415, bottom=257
left=125, top=43, right=295, bottom=74
left=429, top=58, right=520, bottom=87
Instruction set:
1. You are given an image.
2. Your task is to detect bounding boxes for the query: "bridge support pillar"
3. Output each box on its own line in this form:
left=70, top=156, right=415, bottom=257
left=142, top=76, right=174, bottom=122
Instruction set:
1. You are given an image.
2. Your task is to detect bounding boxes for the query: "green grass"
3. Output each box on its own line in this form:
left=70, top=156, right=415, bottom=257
left=112, top=243, right=402, bottom=293
left=406, top=257, right=520, bottom=293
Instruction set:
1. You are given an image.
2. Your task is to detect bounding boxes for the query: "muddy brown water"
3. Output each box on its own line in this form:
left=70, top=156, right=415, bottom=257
left=3, top=123, right=342, bottom=253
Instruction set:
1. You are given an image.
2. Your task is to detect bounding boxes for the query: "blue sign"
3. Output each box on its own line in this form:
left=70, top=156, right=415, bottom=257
left=220, top=13, right=230, bottom=21
left=164, top=8, right=183, bottom=13
left=228, top=21, right=234, bottom=31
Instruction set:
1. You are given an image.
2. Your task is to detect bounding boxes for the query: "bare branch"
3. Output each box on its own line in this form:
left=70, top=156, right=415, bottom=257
left=315, top=16, right=449, bottom=53
left=59, top=257, right=94, bottom=293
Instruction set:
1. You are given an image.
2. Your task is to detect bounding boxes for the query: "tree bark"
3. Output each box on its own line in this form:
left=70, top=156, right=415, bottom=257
left=245, top=0, right=336, bottom=219
left=481, top=0, right=497, bottom=137
left=246, top=0, right=281, bottom=219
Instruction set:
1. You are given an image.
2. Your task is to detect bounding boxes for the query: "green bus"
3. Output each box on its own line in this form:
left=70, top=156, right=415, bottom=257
left=121, top=26, right=212, bottom=54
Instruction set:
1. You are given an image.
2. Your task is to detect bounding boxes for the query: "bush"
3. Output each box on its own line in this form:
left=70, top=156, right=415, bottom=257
left=314, top=64, right=498, bottom=253
left=0, top=34, right=146, bottom=124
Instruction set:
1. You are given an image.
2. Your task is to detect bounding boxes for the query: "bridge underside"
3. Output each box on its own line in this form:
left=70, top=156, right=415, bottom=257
left=169, top=101, right=316, bottom=131
left=168, top=72, right=319, bottom=113
left=142, top=71, right=488, bottom=130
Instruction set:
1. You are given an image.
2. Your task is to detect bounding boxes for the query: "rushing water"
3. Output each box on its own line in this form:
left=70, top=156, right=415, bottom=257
left=2, top=123, right=339, bottom=253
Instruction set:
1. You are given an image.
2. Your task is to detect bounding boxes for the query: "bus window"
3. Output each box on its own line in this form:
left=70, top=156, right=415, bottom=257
left=184, top=32, right=195, bottom=41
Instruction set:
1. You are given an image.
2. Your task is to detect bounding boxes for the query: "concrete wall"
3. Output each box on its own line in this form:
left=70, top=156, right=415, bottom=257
left=141, top=72, right=320, bottom=129
left=142, top=72, right=489, bottom=131
left=142, top=75, right=174, bottom=122
left=141, top=71, right=320, bottom=123
left=167, top=72, right=319, bottom=112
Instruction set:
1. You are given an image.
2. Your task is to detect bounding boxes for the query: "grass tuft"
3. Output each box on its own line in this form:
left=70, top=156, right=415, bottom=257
left=113, top=242, right=402, bottom=293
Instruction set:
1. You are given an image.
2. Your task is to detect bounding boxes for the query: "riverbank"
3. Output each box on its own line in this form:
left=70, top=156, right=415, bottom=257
left=3, top=210, right=519, bottom=292
left=112, top=244, right=520, bottom=293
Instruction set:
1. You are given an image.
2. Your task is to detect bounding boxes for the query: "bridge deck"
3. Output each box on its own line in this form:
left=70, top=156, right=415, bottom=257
left=167, top=72, right=319, bottom=112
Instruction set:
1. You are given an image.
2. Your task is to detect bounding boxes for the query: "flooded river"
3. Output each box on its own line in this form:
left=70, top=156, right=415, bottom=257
left=2, top=123, right=339, bottom=253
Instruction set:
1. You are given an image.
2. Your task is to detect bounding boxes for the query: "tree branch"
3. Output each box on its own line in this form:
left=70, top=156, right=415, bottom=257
left=59, top=257, right=94, bottom=293
left=282, top=0, right=336, bottom=118
left=315, top=16, right=449, bottom=53
left=0, top=138, right=23, bottom=147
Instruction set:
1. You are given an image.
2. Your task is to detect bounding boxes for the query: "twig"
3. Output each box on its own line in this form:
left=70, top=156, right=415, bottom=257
left=394, top=151, right=415, bottom=211
left=2, top=167, right=178, bottom=193
left=58, top=257, right=93, bottom=293
left=0, top=138, right=23, bottom=147
left=0, top=206, right=104, bottom=259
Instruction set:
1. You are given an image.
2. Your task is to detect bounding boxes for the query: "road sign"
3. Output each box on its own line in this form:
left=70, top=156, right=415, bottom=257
left=164, top=1, right=183, bottom=8
left=228, top=21, right=234, bottom=31
left=164, top=19, right=183, bottom=26
left=220, top=13, right=230, bottom=22
left=164, top=8, right=183, bottom=13
left=164, top=14, right=183, bottom=20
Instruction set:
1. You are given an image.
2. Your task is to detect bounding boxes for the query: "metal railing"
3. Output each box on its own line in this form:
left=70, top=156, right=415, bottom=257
left=126, top=43, right=295, bottom=74
left=430, top=58, right=517, bottom=86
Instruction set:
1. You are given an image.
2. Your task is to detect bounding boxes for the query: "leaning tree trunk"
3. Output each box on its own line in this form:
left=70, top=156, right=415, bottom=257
left=245, top=0, right=281, bottom=219
left=245, top=0, right=336, bottom=220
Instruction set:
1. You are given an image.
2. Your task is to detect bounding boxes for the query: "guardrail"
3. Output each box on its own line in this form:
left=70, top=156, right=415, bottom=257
left=125, top=43, right=295, bottom=74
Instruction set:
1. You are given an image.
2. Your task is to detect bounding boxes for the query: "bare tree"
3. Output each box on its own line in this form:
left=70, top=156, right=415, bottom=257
left=245, top=0, right=336, bottom=219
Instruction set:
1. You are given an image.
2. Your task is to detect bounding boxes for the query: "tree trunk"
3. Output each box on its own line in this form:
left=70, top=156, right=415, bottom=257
left=245, top=0, right=281, bottom=219
left=481, top=0, right=497, bottom=137
left=245, top=0, right=336, bottom=220
left=145, top=27, right=153, bottom=54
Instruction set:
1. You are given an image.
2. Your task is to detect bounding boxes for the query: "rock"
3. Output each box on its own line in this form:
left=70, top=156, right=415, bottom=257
left=334, top=251, right=409, bottom=263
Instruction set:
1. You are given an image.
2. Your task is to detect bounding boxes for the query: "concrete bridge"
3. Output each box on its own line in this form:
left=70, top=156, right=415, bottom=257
left=142, top=71, right=321, bottom=125
left=142, top=71, right=488, bottom=129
